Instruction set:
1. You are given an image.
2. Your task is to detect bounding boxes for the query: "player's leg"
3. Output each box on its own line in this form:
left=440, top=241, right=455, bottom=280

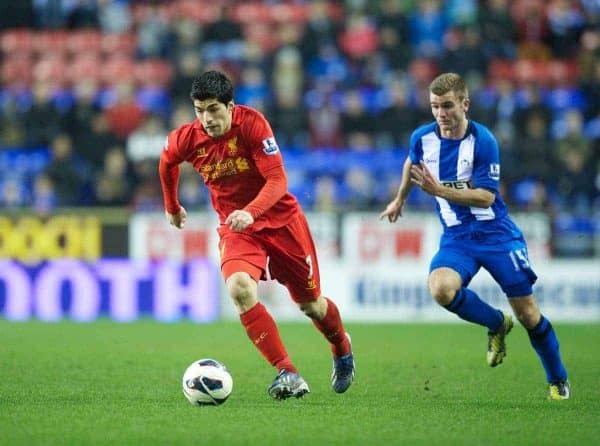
left=429, top=249, right=505, bottom=332
left=219, top=231, right=305, bottom=399
left=266, top=214, right=354, bottom=393
left=483, top=241, right=569, bottom=398
left=508, top=295, right=569, bottom=400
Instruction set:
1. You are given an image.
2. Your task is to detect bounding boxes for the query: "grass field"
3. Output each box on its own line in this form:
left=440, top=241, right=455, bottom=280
left=1, top=320, right=599, bottom=446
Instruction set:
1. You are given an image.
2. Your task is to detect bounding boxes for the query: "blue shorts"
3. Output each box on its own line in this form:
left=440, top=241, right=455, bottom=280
left=429, top=237, right=538, bottom=298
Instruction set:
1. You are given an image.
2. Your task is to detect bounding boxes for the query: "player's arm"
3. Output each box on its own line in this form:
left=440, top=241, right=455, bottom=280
left=379, top=157, right=414, bottom=222
left=159, top=136, right=187, bottom=229
left=225, top=113, right=287, bottom=231
left=411, top=161, right=495, bottom=208
left=225, top=164, right=287, bottom=231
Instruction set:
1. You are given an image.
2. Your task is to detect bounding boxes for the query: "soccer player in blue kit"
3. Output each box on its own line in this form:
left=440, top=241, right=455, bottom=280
left=379, top=73, right=570, bottom=400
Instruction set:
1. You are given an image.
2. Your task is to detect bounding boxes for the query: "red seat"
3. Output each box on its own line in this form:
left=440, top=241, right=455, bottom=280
left=547, top=60, right=579, bottom=86
left=102, top=33, right=137, bottom=57
left=135, top=59, right=173, bottom=87
left=69, top=53, right=103, bottom=84
left=33, top=31, right=69, bottom=56
left=102, top=55, right=136, bottom=85
left=514, top=59, right=548, bottom=86
left=269, top=4, right=308, bottom=23
left=1, top=29, right=35, bottom=56
left=230, top=3, right=270, bottom=24
left=243, top=23, right=279, bottom=52
left=173, top=0, right=220, bottom=23
left=409, top=59, right=439, bottom=86
left=1, top=54, right=33, bottom=86
left=67, top=30, right=103, bottom=55
left=33, top=54, right=68, bottom=86
left=488, top=59, right=515, bottom=83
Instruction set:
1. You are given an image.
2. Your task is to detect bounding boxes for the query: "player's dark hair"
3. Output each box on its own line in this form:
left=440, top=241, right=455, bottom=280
left=190, top=71, right=233, bottom=104
left=430, top=73, right=469, bottom=101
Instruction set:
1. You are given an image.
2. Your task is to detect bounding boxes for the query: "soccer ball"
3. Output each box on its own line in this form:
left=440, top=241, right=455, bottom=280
left=182, top=359, right=233, bottom=406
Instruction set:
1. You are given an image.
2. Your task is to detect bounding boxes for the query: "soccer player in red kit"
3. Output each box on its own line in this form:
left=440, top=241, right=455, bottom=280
left=159, top=70, right=355, bottom=399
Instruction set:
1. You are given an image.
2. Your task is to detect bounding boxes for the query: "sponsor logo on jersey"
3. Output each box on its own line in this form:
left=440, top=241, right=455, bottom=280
left=195, top=146, right=208, bottom=158
left=441, top=180, right=473, bottom=189
left=489, top=163, right=500, bottom=180
left=227, top=137, right=238, bottom=156
left=262, top=137, right=279, bottom=155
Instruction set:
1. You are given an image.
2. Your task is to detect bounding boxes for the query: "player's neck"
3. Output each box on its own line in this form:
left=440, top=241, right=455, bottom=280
left=440, top=119, right=469, bottom=140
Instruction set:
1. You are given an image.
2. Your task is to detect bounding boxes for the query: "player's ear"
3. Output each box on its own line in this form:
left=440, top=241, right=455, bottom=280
left=227, top=100, right=234, bottom=111
left=463, top=97, right=470, bottom=112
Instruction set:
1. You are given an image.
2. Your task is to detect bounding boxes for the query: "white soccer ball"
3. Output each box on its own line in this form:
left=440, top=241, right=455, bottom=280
left=182, top=359, right=233, bottom=406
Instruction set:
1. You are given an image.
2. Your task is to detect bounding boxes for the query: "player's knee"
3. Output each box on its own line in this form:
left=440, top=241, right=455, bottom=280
left=226, top=273, right=257, bottom=312
left=428, top=269, right=461, bottom=306
left=428, top=280, right=458, bottom=306
left=299, top=296, right=327, bottom=319
left=513, top=305, right=541, bottom=329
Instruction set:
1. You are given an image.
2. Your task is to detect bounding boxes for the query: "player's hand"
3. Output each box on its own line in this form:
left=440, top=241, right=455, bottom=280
left=225, top=210, right=254, bottom=231
left=410, top=161, right=441, bottom=196
left=379, top=196, right=405, bottom=223
left=166, top=206, right=187, bottom=229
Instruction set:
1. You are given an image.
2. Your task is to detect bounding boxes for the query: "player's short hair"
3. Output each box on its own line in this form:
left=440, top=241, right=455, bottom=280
left=429, top=73, right=469, bottom=101
left=190, top=71, right=233, bottom=104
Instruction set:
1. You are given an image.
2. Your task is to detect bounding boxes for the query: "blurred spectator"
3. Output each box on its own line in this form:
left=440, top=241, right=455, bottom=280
left=270, top=90, right=308, bottom=149
left=409, top=0, right=447, bottom=59
left=340, top=90, right=372, bottom=148
left=300, top=0, right=340, bottom=65
left=31, top=172, right=57, bottom=214
left=477, top=0, right=517, bottom=60
left=94, top=146, right=132, bottom=206
left=546, top=0, right=586, bottom=59
left=375, top=0, right=412, bottom=70
left=97, top=0, right=131, bottom=33
left=126, top=114, right=167, bottom=163
left=136, top=3, right=170, bottom=59
left=102, top=81, right=146, bottom=140
left=201, top=4, right=245, bottom=62
left=22, top=81, right=63, bottom=148
left=440, top=27, right=487, bottom=77
left=43, top=133, right=87, bottom=206
left=66, top=0, right=99, bottom=29
left=553, top=109, right=595, bottom=212
left=170, top=50, right=203, bottom=104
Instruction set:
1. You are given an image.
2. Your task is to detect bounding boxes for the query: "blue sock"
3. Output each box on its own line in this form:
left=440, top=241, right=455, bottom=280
left=527, top=316, right=568, bottom=383
left=444, top=288, right=504, bottom=331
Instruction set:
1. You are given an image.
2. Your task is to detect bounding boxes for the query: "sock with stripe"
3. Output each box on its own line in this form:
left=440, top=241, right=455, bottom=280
left=311, top=297, right=351, bottom=358
left=527, top=315, right=568, bottom=383
left=444, top=288, right=504, bottom=331
left=240, top=302, right=296, bottom=373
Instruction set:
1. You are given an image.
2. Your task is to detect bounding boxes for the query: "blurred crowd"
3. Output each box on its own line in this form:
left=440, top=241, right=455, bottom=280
left=0, top=0, right=599, bottom=225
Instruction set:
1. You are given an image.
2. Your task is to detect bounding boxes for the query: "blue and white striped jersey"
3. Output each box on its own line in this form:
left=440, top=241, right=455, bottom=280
left=409, top=120, right=522, bottom=242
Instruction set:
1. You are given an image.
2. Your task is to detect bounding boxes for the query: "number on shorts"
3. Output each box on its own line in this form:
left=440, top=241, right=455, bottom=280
left=305, top=255, right=313, bottom=279
left=509, top=248, right=530, bottom=271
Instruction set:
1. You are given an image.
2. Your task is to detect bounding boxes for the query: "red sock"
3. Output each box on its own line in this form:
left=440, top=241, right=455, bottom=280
left=240, top=302, right=297, bottom=373
left=312, top=297, right=351, bottom=358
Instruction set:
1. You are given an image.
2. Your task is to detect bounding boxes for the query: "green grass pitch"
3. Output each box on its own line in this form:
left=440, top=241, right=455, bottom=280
left=1, top=320, right=599, bottom=445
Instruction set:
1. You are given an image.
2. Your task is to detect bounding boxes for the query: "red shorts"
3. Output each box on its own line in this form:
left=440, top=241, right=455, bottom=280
left=218, top=213, right=321, bottom=303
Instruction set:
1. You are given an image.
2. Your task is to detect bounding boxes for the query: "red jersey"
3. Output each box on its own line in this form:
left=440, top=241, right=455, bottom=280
left=159, top=105, right=300, bottom=231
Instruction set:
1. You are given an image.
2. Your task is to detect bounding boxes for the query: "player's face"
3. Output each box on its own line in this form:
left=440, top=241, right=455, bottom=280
left=430, top=91, right=469, bottom=139
left=193, top=99, right=234, bottom=138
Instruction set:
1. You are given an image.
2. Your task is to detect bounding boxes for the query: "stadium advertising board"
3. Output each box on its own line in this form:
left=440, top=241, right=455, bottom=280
left=0, top=215, right=102, bottom=262
left=219, top=260, right=600, bottom=322
left=0, top=259, right=220, bottom=322
left=129, top=212, right=339, bottom=260
left=342, top=213, right=551, bottom=263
